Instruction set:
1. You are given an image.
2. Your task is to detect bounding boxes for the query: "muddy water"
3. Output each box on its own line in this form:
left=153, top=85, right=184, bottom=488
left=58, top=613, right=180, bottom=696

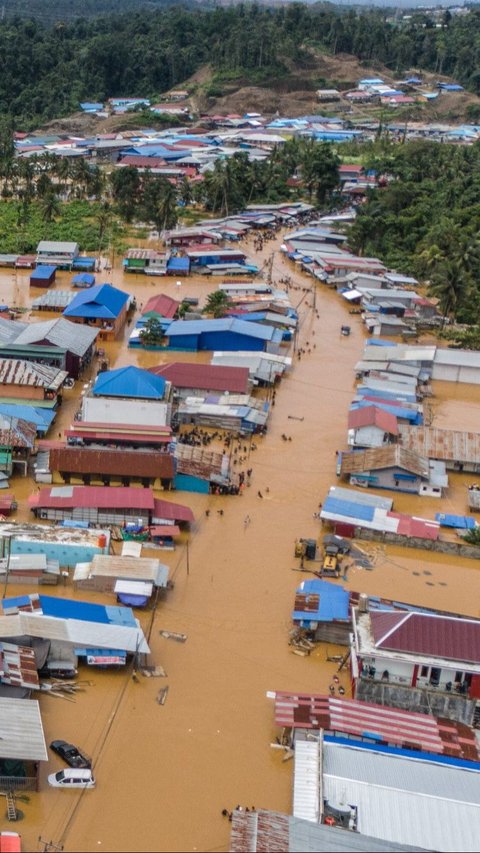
left=6, top=239, right=480, bottom=852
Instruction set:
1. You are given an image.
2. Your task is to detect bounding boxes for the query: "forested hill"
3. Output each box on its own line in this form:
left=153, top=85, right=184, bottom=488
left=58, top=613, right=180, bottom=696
left=4, top=4, right=480, bottom=128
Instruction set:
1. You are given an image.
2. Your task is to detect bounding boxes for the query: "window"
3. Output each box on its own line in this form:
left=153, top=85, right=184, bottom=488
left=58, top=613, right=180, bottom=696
left=455, top=671, right=463, bottom=682
left=430, top=667, right=441, bottom=686
left=420, top=666, right=429, bottom=678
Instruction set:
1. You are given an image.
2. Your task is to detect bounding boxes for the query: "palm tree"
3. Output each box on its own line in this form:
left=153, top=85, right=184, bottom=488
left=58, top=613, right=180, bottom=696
left=429, top=259, right=468, bottom=325
left=202, top=290, right=231, bottom=318
left=153, top=181, right=178, bottom=232
left=40, top=192, right=61, bottom=223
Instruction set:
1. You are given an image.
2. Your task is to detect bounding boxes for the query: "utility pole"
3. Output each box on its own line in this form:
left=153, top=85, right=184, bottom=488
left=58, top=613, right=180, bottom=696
left=38, top=839, right=64, bottom=853
left=186, top=540, right=190, bottom=576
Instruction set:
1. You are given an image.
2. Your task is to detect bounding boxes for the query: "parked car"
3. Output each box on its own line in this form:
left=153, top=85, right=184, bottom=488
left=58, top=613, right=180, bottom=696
left=50, top=740, right=91, bottom=769
left=47, top=768, right=95, bottom=789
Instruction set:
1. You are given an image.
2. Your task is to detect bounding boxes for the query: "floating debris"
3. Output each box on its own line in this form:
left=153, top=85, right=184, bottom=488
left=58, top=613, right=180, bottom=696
left=157, top=686, right=169, bottom=705
left=141, top=666, right=167, bottom=678
left=159, top=630, right=187, bottom=643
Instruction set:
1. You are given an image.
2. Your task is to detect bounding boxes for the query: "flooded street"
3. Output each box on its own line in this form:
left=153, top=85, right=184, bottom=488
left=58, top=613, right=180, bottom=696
left=5, top=235, right=480, bottom=852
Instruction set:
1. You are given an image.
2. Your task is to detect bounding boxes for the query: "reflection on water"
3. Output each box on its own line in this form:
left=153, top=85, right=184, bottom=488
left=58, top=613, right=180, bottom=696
left=7, top=238, right=480, bottom=852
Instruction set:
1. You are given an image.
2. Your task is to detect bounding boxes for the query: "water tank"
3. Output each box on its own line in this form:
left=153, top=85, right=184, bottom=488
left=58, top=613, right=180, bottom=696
left=305, top=539, right=317, bottom=560
left=324, top=800, right=353, bottom=829
left=97, top=533, right=107, bottom=549
left=358, top=593, right=369, bottom=613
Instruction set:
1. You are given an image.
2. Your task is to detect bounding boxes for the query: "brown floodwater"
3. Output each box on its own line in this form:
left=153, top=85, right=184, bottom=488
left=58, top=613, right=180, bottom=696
left=5, top=236, right=480, bottom=853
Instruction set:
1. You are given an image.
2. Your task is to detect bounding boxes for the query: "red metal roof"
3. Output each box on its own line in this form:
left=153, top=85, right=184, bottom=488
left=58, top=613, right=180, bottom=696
left=29, top=485, right=155, bottom=510
left=370, top=610, right=480, bottom=664
left=348, top=405, right=398, bottom=435
left=273, top=691, right=479, bottom=760
left=143, top=294, right=180, bottom=318
left=65, top=427, right=171, bottom=445
left=150, top=362, right=250, bottom=394
left=153, top=498, right=194, bottom=523
left=388, top=511, right=440, bottom=540
left=339, top=164, right=363, bottom=172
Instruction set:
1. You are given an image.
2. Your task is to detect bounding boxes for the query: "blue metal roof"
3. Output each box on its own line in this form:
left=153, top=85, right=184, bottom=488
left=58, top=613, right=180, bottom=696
left=366, top=339, right=398, bottom=347
left=92, top=365, right=166, bottom=399
left=72, top=273, right=95, bottom=287
left=0, top=403, right=55, bottom=431
left=435, top=513, right=476, bottom=529
left=323, top=734, right=480, bottom=771
left=63, top=283, right=129, bottom=320
left=31, top=265, right=56, bottom=279
left=323, top=496, right=375, bottom=521
left=167, top=256, right=190, bottom=272
left=292, top=578, right=349, bottom=623
left=1, top=594, right=137, bottom=626
left=166, top=317, right=277, bottom=341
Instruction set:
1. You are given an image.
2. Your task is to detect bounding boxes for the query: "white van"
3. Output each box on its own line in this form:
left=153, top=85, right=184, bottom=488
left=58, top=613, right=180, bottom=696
left=48, top=768, right=95, bottom=789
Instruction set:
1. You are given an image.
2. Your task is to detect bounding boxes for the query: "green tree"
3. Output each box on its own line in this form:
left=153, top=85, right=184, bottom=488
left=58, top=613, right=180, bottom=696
left=40, top=191, right=61, bottom=223
left=139, top=317, right=164, bottom=347
left=202, top=290, right=231, bottom=318
left=110, top=166, right=140, bottom=222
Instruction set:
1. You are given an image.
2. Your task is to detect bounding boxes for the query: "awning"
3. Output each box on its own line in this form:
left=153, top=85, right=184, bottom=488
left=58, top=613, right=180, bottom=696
left=114, top=580, right=153, bottom=596
left=149, top=524, right=180, bottom=538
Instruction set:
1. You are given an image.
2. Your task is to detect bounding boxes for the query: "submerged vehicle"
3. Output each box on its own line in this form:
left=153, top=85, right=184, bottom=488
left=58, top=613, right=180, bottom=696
left=50, top=740, right=91, bottom=769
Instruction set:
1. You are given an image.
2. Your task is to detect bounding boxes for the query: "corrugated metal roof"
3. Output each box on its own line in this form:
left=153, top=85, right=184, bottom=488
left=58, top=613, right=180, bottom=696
left=13, top=317, right=99, bottom=356
left=434, top=348, right=480, bottom=368
left=399, top=425, right=480, bottom=464
left=370, top=610, right=480, bottom=664
left=49, top=447, right=175, bottom=479
left=0, top=611, right=149, bottom=653
left=323, top=741, right=480, bottom=851
left=0, top=359, right=67, bottom=390
left=63, top=284, right=129, bottom=320
left=152, top=498, right=194, bottom=523
left=348, top=406, right=398, bottom=435
left=92, top=365, right=166, bottom=399
left=166, top=318, right=277, bottom=342
left=327, top=487, right=393, bottom=510
left=0, top=696, right=47, bottom=760
left=274, top=691, right=479, bottom=760
left=340, top=446, right=429, bottom=478
left=143, top=294, right=180, bottom=319
left=37, top=241, right=78, bottom=253
left=84, top=554, right=163, bottom=582
left=151, top=362, right=250, bottom=393
left=32, top=290, right=76, bottom=309
left=31, top=485, right=155, bottom=510
left=294, top=733, right=321, bottom=822
left=230, top=810, right=425, bottom=853
left=293, top=578, right=350, bottom=622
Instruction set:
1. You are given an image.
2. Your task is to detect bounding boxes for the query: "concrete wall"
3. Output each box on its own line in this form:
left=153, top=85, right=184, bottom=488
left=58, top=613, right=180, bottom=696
left=82, top=396, right=169, bottom=427
left=355, top=678, right=476, bottom=725
left=353, top=526, right=480, bottom=560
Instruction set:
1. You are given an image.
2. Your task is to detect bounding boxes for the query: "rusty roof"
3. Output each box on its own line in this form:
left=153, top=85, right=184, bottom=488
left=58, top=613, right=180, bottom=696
left=0, top=641, right=39, bottom=689
left=399, top=424, right=480, bottom=463
left=0, top=358, right=67, bottom=390
left=49, top=447, right=175, bottom=479
left=340, top=445, right=429, bottom=478
left=273, top=690, right=480, bottom=761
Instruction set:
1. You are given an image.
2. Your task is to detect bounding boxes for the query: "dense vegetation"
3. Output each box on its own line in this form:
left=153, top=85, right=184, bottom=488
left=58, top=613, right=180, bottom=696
left=3, top=4, right=480, bottom=127
left=348, top=140, right=480, bottom=323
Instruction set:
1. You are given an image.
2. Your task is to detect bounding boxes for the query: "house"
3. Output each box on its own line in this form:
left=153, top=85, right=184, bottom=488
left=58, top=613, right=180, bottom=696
left=140, top=294, right=180, bottom=321
left=347, top=406, right=399, bottom=448
left=0, top=522, right=110, bottom=568
left=186, top=248, right=248, bottom=268
left=73, top=554, right=169, bottom=593
left=0, top=593, right=150, bottom=666
left=29, top=265, right=56, bottom=288
left=432, top=348, right=480, bottom=384
left=29, top=485, right=156, bottom=526
left=32, top=290, right=76, bottom=313
left=164, top=318, right=283, bottom=353
left=150, top=362, right=251, bottom=398
left=0, top=359, right=68, bottom=407
left=173, top=394, right=268, bottom=433
left=83, top=365, right=172, bottom=427
left=65, top=422, right=173, bottom=449
left=339, top=445, right=447, bottom=496
left=123, top=249, right=169, bottom=276
left=0, top=698, right=47, bottom=791
left=63, top=283, right=130, bottom=340
left=292, top=578, right=350, bottom=643
left=48, top=444, right=175, bottom=489
left=2, top=317, right=99, bottom=378
left=0, top=414, right=36, bottom=476
left=164, top=228, right=222, bottom=247
left=316, top=88, right=342, bottom=102
left=351, top=605, right=480, bottom=725
left=211, top=350, right=291, bottom=384
left=320, top=487, right=440, bottom=540
left=36, top=241, right=79, bottom=269
left=398, top=425, right=480, bottom=473
left=364, top=314, right=410, bottom=337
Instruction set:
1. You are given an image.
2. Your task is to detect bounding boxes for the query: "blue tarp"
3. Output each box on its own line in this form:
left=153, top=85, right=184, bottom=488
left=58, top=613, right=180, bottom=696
left=72, top=257, right=96, bottom=270
left=117, top=593, right=149, bottom=607
left=366, top=339, right=399, bottom=347
left=435, top=513, right=476, bottom=529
